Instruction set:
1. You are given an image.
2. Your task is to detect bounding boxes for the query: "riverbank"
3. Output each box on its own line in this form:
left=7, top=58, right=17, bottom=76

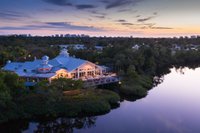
left=0, top=89, right=120, bottom=124
left=119, top=73, right=153, bottom=99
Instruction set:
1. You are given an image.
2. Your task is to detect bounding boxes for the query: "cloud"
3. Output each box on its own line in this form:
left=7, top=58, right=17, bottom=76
left=136, top=15, right=141, bottom=18
left=151, top=26, right=173, bottom=29
left=115, top=19, right=136, bottom=26
left=43, top=8, right=63, bottom=13
left=75, top=4, right=96, bottom=10
left=89, top=10, right=107, bottom=19
left=117, top=9, right=132, bottom=12
left=0, top=22, right=105, bottom=32
left=0, top=10, right=30, bottom=21
left=0, top=27, right=31, bottom=30
left=43, top=0, right=96, bottom=10
left=137, top=12, right=158, bottom=22
left=94, top=15, right=106, bottom=19
left=90, top=10, right=106, bottom=16
left=106, top=0, right=130, bottom=9
left=139, top=23, right=173, bottom=30
left=119, top=22, right=171, bottom=30
left=121, top=22, right=134, bottom=26
left=101, top=0, right=143, bottom=9
left=45, top=22, right=103, bottom=31
left=42, top=0, right=72, bottom=6
left=116, top=19, right=127, bottom=22
left=137, top=16, right=154, bottom=22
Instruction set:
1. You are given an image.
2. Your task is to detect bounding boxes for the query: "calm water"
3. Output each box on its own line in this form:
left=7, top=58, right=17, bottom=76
left=2, top=67, right=200, bottom=133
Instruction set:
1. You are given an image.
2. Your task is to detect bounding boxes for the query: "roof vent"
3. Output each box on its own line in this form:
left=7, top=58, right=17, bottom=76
left=42, top=55, right=49, bottom=65
left=36, top=55, right=52, bottom=73
left=7, top=60, right=11, bottom=64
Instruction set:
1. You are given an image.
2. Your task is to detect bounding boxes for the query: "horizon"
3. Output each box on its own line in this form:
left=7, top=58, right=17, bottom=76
left=1, top=34, right=199, bottom=39
left=0, top=0, right=200, bottom=37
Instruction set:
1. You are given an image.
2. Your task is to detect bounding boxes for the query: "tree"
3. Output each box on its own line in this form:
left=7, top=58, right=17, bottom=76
left=50, top=78, right=83, bottom=91
left=3, top=72, right=25, bottom=97
left=127, top=65, right=138, bottom=79
left=0, top=73, right=11, bottom=107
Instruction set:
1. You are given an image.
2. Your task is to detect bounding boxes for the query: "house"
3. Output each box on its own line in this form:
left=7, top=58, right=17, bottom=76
left=189, top=44, right=199, bottom=51
left=95, top=45, right=104, bottom=51
left=172, top=44, right=182, bottom=51
left=132, top=44, right=140, bottom=50
left=3, top=49, right=118, bottom=86
left=59, top=44, right=86, bottom=50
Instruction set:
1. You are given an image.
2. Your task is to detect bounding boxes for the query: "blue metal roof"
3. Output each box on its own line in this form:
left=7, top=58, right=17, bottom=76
left=53, top=56, right=86, bottom=72
left=3, top=51, right=88, bottom=78
left=16, top=70, right=56, bottom=78
left=2, top=62, right=23, bottom=71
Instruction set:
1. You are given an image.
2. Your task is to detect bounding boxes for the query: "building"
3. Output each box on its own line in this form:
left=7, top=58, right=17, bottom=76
left=132, top=44, right=140, bottom=50
left=95, top=45, right=104, bottom=51
left=59, top=44, right=86, bottom=50
left=3, top=49, right=118, bottom=86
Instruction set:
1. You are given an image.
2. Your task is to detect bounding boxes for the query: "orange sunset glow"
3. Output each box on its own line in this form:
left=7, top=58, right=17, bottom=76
left=0, top=0, right=200, bottom=37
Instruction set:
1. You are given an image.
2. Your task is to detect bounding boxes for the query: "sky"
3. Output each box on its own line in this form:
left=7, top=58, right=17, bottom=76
left=0, top=0, right=200, bottom=37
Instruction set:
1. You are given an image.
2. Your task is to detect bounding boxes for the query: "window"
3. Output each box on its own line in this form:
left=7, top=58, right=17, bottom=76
left=71, top=73, right=75, bottom=78
left=80, top=72, right=86, bottom=77
left=87, top=71, right=94, bottom=76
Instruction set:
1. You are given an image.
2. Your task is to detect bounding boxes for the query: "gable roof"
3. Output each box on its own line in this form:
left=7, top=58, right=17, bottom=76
left=2, top=50, right=93, bottom=78
left=3, top=62, right=23, bottom=71
left=51, top=55, right=87, bottom=72
left=2, top=46, right=105, bottom=80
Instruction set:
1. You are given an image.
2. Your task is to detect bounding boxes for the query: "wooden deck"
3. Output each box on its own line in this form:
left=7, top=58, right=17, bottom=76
left=83, top=75, right=119, bottom=87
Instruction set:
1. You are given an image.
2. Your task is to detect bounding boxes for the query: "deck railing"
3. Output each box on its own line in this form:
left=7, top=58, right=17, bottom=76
left=83, top=74, right=119, bottom=87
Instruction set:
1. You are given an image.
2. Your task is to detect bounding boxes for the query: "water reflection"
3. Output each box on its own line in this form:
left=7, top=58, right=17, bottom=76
left=153, top=76, right=164, bottom=87
left=0, top=117, right=97, bottom=133
left=33, top=117, right=96, bottom=133
left=0, top=120, right=29, bottom=133
left=1, top=67, right=200, bottom=133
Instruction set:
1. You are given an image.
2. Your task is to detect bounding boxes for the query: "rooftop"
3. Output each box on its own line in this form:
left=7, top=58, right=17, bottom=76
left=3, top=49, right=87, bottom=78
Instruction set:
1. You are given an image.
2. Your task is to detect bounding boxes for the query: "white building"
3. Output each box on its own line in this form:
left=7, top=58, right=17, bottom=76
left=59, top=44, right=86, bottom=50
left=3, top=49, right=118, bottom=87
left=132, top=44, right=140, bottom=50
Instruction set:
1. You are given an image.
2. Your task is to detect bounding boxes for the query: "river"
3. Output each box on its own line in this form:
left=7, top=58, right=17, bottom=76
left=1, top=67, right=200, bottom=133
